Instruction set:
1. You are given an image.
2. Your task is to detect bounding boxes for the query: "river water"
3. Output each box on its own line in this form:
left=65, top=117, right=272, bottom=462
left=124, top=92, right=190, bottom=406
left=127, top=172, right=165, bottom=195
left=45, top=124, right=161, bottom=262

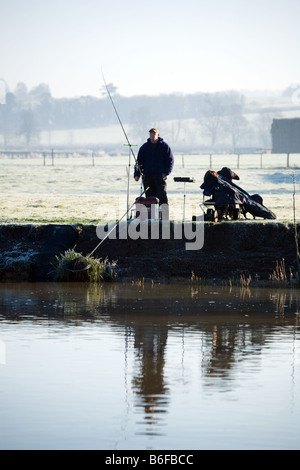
left=0, top=281, right=300, bottom=450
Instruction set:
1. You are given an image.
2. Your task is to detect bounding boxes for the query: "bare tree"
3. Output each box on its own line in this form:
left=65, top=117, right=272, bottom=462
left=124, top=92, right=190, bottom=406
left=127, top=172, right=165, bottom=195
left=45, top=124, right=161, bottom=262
left=129, top=106, right=155, bottom=143
left=223, top=103, right=249, bottom=152
left=100, top=82, right=118, bottom=97
left=255, top=109, right=282, bottom=149
left=19, top=109, right=39, bottom=144
left=199, top=93, right=225, bottom=149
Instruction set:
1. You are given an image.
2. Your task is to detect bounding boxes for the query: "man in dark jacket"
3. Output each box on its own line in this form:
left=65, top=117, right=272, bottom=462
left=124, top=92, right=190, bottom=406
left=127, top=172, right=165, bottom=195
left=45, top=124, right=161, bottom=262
left=134, top=128, right=174, bottom=206
left=201, top=170, right=276, bottom=220
left=217, top=166, right=240, bottom=182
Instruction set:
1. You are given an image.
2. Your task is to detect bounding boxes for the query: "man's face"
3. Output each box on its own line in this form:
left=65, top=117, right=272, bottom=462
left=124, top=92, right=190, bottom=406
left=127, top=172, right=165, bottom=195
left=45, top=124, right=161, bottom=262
left=149, top=130, right=159, bottom=143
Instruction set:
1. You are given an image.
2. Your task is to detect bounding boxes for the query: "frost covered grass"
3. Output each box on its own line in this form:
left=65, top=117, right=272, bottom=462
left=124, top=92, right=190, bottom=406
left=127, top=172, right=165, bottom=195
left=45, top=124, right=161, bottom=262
left=0, top=241, right=39, bottom=272
left=0, top=154, right=299, bottom=224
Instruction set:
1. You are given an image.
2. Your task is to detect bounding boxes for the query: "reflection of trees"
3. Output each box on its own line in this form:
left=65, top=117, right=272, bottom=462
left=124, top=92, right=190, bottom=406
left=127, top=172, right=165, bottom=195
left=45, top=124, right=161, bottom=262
left=198, top=288, right=300, bottom=385
left=1, top=283, right=300, bottom=431
left=0, top=283, right=119, bottom=322
left=201, top=322, right=266, bottom=383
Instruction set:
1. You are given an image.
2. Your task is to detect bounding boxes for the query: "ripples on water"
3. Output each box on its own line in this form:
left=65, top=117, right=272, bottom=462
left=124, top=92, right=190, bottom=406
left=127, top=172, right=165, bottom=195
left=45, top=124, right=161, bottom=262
left=0, top=282, right=299, bottom=450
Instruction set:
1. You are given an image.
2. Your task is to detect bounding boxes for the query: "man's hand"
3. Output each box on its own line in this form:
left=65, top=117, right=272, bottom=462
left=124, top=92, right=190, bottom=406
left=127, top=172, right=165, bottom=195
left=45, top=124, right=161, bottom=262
left=134, top=176, right=140, bottom=181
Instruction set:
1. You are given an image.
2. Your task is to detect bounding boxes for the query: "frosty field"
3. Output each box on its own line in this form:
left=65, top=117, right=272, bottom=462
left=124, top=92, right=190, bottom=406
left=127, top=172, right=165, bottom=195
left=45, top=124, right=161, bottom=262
left=0, top=153, right=299, bottom=225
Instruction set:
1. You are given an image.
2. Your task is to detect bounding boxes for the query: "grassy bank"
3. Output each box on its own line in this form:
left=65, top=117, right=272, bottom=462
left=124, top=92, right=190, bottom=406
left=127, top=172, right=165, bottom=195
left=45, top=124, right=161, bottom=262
left=0, top=221, right=299, bottom=286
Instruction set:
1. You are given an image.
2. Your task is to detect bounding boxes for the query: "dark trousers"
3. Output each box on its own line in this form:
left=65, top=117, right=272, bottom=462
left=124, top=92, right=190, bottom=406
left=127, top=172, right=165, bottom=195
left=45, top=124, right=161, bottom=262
left=143, top=173, right=168, bottom=205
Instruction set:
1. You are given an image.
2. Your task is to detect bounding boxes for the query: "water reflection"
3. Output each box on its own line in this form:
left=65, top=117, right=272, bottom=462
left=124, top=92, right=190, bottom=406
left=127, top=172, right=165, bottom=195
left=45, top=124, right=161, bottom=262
left=0, top=282, right=300, bottom=448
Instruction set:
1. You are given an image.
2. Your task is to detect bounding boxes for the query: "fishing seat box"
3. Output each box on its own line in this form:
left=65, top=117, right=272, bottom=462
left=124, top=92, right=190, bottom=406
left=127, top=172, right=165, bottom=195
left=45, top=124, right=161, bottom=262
left=134, top=196, right=160, bottom=220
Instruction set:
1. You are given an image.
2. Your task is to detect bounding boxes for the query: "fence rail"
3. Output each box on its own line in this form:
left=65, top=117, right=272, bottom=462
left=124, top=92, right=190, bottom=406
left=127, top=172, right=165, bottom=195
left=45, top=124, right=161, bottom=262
left=0, top=150, right=300, bottom=169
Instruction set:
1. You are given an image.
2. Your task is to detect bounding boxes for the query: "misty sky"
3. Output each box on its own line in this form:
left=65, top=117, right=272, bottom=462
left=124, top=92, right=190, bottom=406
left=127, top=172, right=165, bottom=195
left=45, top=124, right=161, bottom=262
left=1, top=0, right=300, bottom=98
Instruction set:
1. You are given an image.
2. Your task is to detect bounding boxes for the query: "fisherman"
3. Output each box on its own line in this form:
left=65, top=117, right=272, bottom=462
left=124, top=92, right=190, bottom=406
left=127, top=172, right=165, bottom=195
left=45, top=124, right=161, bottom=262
left=200, top=170, right=276, bottom=220
left=201, top=170, right=241, bottom=206
left=134, top=128, right=174, bottom=208
left=217, top=167, right=240, bottom=182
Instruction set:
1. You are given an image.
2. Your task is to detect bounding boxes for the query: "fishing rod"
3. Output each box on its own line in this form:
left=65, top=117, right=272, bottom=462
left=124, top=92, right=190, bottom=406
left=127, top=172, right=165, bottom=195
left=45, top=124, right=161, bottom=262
left=86, top=72, right=149, bottom=258
left=65, top=184, right=149, bottom=271
left=101, top=69, right=143, bottom=177
left=88, top=186, right=149, bottom=257
left=125, top=142, right=137, bottom=216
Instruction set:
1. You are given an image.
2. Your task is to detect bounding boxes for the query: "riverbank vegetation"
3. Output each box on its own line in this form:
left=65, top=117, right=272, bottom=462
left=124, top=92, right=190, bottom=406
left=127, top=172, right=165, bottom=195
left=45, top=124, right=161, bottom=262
left=54, top=249, right=117, bottom=282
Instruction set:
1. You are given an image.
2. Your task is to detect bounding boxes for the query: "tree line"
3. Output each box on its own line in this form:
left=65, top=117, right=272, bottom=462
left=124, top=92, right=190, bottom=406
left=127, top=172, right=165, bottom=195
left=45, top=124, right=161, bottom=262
left=0, top=81, right=289, bottom=150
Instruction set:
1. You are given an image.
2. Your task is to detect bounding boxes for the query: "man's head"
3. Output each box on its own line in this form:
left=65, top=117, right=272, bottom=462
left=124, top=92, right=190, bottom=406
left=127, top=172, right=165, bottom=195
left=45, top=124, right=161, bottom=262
left=204, top=170, right=218, bottom=181
left=218, top=167, right=239, bottom=181
left=149, top=128, right=159, bottom=144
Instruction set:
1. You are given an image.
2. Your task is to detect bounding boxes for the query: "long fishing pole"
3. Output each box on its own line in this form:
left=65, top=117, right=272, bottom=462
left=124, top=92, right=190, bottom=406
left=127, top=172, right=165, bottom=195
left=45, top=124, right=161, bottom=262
left=87, top=72, right=147, bottom=257
left=88, top=186, right=149, bottom=257
left=125, top=142, right=137, bottom=216
left=101, top=69, right=143, bottom=177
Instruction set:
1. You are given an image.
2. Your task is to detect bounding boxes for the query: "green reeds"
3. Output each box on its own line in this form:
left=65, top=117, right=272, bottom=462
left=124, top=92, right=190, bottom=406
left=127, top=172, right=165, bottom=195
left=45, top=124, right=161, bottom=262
left=54, top=248, right=117, bottom=282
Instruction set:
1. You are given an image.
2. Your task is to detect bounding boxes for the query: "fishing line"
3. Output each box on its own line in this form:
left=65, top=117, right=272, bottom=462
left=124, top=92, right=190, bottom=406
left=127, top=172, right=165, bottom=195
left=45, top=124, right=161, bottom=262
left=101, top=69, right=143, bottom=177
left=77, top=70, right=148, bottom=259
left=65, top=185, right=148, bottom=273
left=88, top=186, right=149, bottom=257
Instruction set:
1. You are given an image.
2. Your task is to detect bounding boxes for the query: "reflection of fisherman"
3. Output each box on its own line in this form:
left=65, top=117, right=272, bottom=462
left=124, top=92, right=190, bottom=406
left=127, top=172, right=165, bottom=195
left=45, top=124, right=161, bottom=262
left=134, top=128, right=174, bottom=206
left=132, top=323, right=169, bottom=426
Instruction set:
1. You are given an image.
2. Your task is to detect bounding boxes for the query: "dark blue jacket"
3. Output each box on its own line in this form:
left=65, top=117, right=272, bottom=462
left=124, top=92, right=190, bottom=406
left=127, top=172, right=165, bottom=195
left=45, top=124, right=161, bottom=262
left=134, top=137, right=174, bottom=178
left=200, top=172, right=276, bottom=219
